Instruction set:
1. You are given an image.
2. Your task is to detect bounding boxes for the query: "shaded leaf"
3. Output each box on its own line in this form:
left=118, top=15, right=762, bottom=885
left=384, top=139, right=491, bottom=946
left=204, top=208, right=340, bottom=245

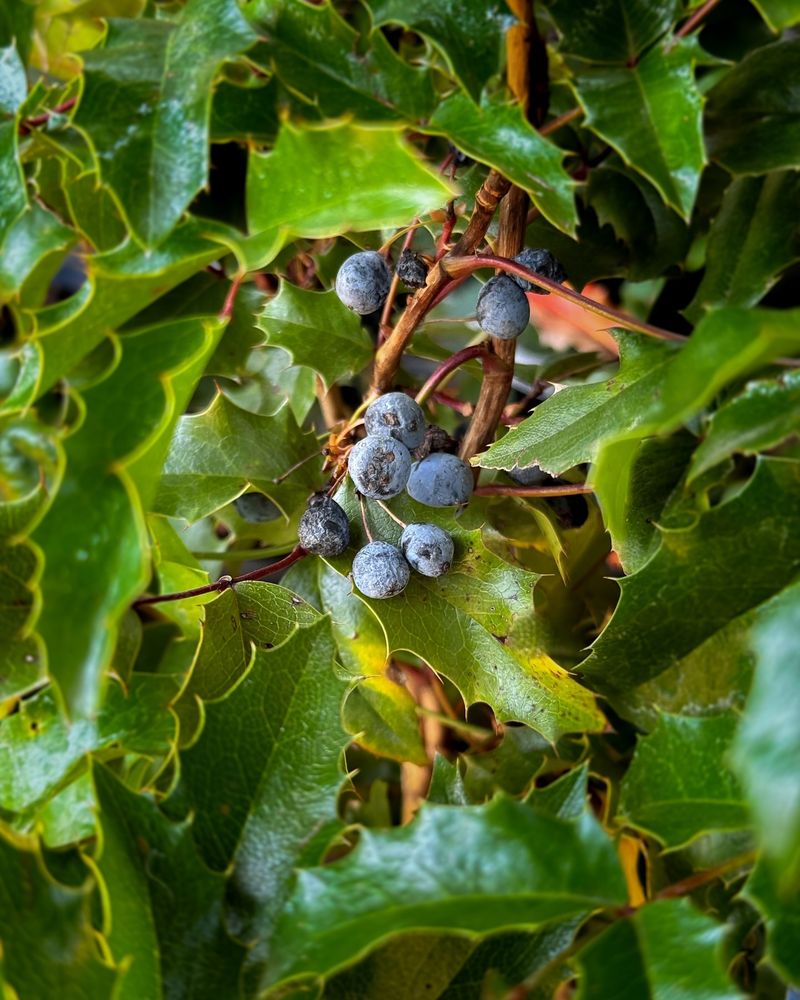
left=744, top=859, right=800, bottom=984
left=749, top=0, right=800, bottom=30
left=343, top=675, right=427, bottom=766
left=0, top=201, right=76, bottom=302
left=546, top=0, right=679, bottom=63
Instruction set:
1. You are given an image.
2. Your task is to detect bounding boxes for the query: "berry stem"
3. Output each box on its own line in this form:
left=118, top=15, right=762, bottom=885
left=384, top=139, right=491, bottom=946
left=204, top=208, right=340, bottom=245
left=218, top=271, right=245, bottom=321
left=415, top=345, right=491, bottom=405
left=674, top=0, right=723, bottom=40
left=374, top=499, right=408, bottom=529
left=358, top=493, right=375, bottom=542
left=379, top=223, right=418, bottom=344
left=18, top=97, right=77, bottom=134
left=473, top=482, right=593, bottom=497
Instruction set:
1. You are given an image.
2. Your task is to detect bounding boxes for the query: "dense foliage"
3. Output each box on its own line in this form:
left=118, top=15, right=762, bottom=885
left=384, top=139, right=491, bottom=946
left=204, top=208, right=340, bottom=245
left=2, top=0, right=800, bottom=996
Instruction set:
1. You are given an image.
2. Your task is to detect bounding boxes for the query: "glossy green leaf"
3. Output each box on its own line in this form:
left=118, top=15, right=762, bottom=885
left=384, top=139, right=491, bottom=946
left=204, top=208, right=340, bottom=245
left=618, top=713, right=747, bottom=848
left=546, top=0, right=679, bottom=62
left=0, top=541, right=45, bottom=700
left=0, top=201, right=76, bottom=302
left=583, top=459, right=800, bottom=694
left=705, top=38, right=800, bottom=174
left=343, top=675, right=427, bottom=765
left=744, top=859, right=800, bottom=983
left=246, top=120, right=454, bottom=268
left=170, top=617, right=348, bottom=939
left=427, top=92, right=577, bottom=235
left=462, top=726, right=549, bottom=802
left=244, top=0, right=436, bottom=121
left=34, top=317, right=224, bottom=716
left=330, top=482, right=605, bottom=741
left=93, top=765, right=246, bottom=1000
left=261, top=796, right=626, bottom=988
left=732, top=586, right=800, bottom=892
left=257, top=282, right=373, bottom=390
left=367, top=0, right=513, bottom=100
left=476, top=333, right=676, bottom=476
left=572, top=40, right=705, bottom=219
left=153, top=392, right=322, bottom=522
left=0, top=44, right=26, bottom=115
left=749, top=0, right=800, bottom=29
left=0, top=829, right=119, bottom=999
left=687, top=172, right=800, bottom=321
left=0, top=119, right=27, bottom=245
left=75, top=2, right=255, bottom=245
left=576, top=898, right=737, bottom=1000
left=689, top=372, right=800, bottom=482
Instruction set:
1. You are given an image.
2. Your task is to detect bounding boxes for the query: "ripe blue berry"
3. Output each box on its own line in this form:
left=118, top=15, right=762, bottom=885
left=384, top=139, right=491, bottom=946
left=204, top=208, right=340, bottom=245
left=335, top=251, right=392, bottom=314
left=298, top=495, right=350, bottom=556
left=234, top=492, right=281, bottom=523
left=406, top=452, right=473, bottom=507
left=364, top=392, right=426, bottom=450
left=352, top=541, right=410, bottom=599
left=511, top=248, right=567, bottom=295
left=400, top=523, right=454, bottom=577
left=509, top=466, right=554, bottom=487
left=476, top=275, right=530, bottom=340
left=348, top=435, right=412, bottom=499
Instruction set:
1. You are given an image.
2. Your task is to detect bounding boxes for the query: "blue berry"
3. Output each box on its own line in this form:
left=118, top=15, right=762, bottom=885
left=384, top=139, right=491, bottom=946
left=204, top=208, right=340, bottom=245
left=364, top=392, right=426, bottom=450
left=234, top=492, right=281, bottom=523
left=476, top=275, right=530, bottom=340
left=352, top=541, right=410, bottom=599
left=349, top=435, right=412, bottom=499
left=406, top=452, right=473, bottom=507
left=509, top=466, right=555, bottom=487
left=298, top=495, right=349, bottom=556
left=511, top=248, right=567, bottom=295
left=400, top=523, right=454, bottom=577
left=335, top=251, right=391, bottom=314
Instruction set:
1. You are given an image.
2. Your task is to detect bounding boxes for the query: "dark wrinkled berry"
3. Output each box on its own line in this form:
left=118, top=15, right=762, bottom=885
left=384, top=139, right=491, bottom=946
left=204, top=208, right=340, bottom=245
left=335, top=251, right=391, bottom=314
left=364, top=392, right=426, bottom=450
left=476, top=275, right=530, bottom=340
left=400, top=523, right=454, bottom=578
left=511, top=248, right=567, bottom=295
left=234, top=492, right=281, bottom=523
left=348, top=435, right=412, bottom=499
left=352, top=541, right=410, bottom=599
left=298, top=495, right=349, bottom=556
left=413, top=424, right=457, bottom=461
left=407, top=452, right=473, bottom=507
left=396, top=249, right=428, bottom=289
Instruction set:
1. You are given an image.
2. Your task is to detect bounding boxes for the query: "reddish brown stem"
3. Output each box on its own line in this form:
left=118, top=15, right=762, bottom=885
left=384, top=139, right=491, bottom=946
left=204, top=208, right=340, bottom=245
left=675, top=0, right=723, bottom=38
left=135, top=546, right=307, bottom=606
left=218, top=273, right=245, bottom=320
left=474, top=483, right=593, bottom=497
left=415, top=345, right=491, bottom=404
left=539, top=106, right=583, bottom=136
left=19, top=97, right=77, bottom=134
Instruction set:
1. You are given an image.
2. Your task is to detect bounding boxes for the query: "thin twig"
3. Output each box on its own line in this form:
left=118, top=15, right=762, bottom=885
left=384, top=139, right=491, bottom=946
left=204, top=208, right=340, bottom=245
left=379, top=224, right=418, bottom=344
left=218, top=272, right=245, bottom=320
left=359, top=493, right=374, bottom=542
left=415, top=345, right=491, bottom=405
left=374, top=498, right=407, bottom=529
left=19, top=97, right=77, bottom=134
left=474, top=483, right=593, bottom=497
left=539, top=106, right=583, bottom=136
left=675, top=0, right=723, bottom=39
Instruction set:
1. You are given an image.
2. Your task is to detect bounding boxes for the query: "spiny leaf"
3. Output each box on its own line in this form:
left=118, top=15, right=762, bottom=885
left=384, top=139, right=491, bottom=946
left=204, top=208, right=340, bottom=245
left=343, top=675, right=427, bottom=766
left=546, top=0, right=679, bottom=63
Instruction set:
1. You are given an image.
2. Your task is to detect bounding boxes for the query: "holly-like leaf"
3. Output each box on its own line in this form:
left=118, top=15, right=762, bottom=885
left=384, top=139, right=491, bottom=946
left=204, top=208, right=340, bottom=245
left=343, top=675, right=427, bottom=765
left=0, top=828, right=119, bottom=999
left=257, top=282, right=373, bottom=390
left=153, top=391, right=322, bottom=523
left=169, top=617, right=349, bottom=940
left=689, top=372, right=800, bottom=483
left=93, top=765, right=246, bottom=1000
left=330, top=482, right=605, bottom=741
left=686, top=171, right=800, bottom=321
left=750, top=0, right=800, bottom=30
left=261, top=796, right=626, bottom=989
left=0, top=201, right=75, bottom=303
left=367, top=0, right=514, bottom=101
left=427, top=92, right=577, bottom=235
left=576, top=898, right=737, bottom=1000
left=546, top=0, right=679, bottom=63
left=572, top=40, right=705, bottom=219
left=583, top=459, right=800, bottom=694
left=246, top=120, right=454, bottom=268
left=732, top=586, right=800, bottom=893
left=475, top=333, right=677, bottom=477
left=618, top=713, right=747, bottom=848
left=705, top=38, right=800, bottom=174
left=75, top=2, right=255, bottom=246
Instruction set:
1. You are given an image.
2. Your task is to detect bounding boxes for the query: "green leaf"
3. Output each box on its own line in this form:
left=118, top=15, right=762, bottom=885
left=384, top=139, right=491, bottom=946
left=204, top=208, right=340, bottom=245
left=744, top=858, right=800, bottom=983
left=153, top=392, right=322, bottom=522
left=0, top=828, right=119, bottom=999
left=583, top=458, right=800, bottom=694
left=0, top=675, right=178, bottom=814
left=246, top=120, right=454, bottom=268
left=687, top=171, right=800, bottom=321
left=0, top=201, right=76, bottom=303
left=330, top=482, right=605, bottom=741
left=462, top=726, right=549, bottom=802
left=0, top=119, right=27, bottom=246
left=343, top=675, right=427, bottom=766
left=261, top=796, right=626, bottom=989
left=169, top=617, right=348, bottom=939
left=74, top=2, right=255, bottom=245
left=572, top=40, right=705, bottom=219
left=33, top=317, right=225, bottom=716
left=257, top=282, right=373, bottom=390
left=93, top=765, right=246, bottom=1000
left=244, top=0, right=436, bottom=121
left=732, top=586, right=800, bottom=892
left=576, top=898, right=737, bottom=1000
left=476, top=334, right=676, bottom=476
left=749, top=0, right=800, bottom=30
left=427, top=92, right=577, bottom=235
left=689, top=372, right=800, bottom=483
left=618, top=713, right=747, bottom=848
left=705, top=38, right=800, bottom=175
left=546, top=0, right=679, bottom=62
left=367, top=0, right=514, bottom=100
left=0, top=43, right=27, bottom=115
